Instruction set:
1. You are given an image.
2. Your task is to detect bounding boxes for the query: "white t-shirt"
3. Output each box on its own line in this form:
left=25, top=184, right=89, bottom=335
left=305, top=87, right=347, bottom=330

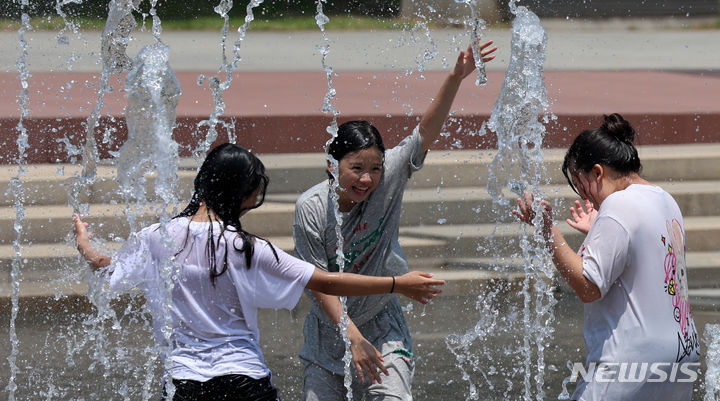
left=108, top=217, right=315, bottom=381
left=573, top=185, right=700, bottom=401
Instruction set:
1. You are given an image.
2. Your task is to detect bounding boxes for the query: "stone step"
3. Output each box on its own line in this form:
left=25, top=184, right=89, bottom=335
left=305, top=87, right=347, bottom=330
left=399, top=180, right=720, bottom=225
left=437, top=252, right=720, bottom=290
left=0, top=201, right=297, bottom=245
left=399, top=215, right=720, bottom=256
left=0, top=235, right=447, bottom=297
left=0, top=235, right=447, bottom=276
left=5, top=179, right=719, bottom=245
left=3, top=281, right=716, bottom=310
left=687, top=289, right=720, bottom=310
left=2, top=241, right=718, bottom=298
left=256, top=143, right=720, bottom=191
left=3, top=143, right=720, bottom=207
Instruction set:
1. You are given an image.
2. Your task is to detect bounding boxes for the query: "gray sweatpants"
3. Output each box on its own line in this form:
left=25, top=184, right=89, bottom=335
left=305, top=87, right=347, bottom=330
left=303, top=341, right=414, bottom=401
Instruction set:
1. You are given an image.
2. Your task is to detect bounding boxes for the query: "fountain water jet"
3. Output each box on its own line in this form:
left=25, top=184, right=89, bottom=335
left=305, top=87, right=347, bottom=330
left=704, top=324, right=720, bottom=400
left=7, top=3, right=32, bottom=400
left=193, top=0, right=265, bottom=159
left=445, top=2, right=558, bottom=400
left=454, top=0, right=488, bottom=85
left=313, top=2, right=356, bottom=398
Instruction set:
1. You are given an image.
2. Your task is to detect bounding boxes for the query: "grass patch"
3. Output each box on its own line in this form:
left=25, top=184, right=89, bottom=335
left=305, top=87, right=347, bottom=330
left=0, top=15, right=413, bottom=32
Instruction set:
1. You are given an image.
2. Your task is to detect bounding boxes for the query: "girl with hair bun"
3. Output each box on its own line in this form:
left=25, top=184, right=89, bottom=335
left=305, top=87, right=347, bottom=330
left=514, top=114, right=700, bottom=400
left=73, top=143, right=445, bottom=401
left=293, top=41, right=497, bottom=400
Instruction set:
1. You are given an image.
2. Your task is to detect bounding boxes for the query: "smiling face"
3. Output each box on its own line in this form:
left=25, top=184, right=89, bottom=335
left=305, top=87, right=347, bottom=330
left=331, top=147, right=384, bottom=212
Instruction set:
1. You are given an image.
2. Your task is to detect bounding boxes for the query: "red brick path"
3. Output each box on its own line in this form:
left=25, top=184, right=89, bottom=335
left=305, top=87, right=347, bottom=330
left=0, top=70, right=718, bottom=163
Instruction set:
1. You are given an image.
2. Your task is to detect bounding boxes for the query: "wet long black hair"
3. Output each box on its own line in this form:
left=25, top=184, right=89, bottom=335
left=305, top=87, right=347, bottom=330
left=562, top=113, right=642, bottom=194
left=175, top=143, right=277, bottom=284
left=326, top=120, right=386, bottom=179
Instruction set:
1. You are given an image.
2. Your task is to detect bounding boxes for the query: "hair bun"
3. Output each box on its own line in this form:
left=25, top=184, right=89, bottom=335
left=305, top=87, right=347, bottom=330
left=602, top=113, right=635, bottom=144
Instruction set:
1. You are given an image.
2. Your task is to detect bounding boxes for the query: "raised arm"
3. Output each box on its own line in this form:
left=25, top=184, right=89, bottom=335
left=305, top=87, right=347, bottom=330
left=73, top=214, right=111, bottom=271
left=513, top=194, right=600, bottom=303
left=419, top=40, right=497, bottom=154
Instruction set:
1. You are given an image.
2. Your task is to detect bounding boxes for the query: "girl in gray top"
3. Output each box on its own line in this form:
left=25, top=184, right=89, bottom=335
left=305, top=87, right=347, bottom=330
left=292, top=40, right=498, bottom=401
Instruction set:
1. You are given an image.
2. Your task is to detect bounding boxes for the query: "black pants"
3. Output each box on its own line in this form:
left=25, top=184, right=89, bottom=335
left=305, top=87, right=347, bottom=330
left=165, top=374, right=280, bottom=401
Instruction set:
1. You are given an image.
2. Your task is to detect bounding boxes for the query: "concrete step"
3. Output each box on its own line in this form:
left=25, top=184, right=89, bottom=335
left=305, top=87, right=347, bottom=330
left=3, top=180, right=720, bottom=246
left=3, top=242, right=718, bottom=299
left=3, top=144, right=720, bottom=207
left=687, top=289, right=720, bottom=310
left=0, top=235, right=447, bottom=297
left=436, top=252, right=720, bottom=290
left=399, top=180, right=720, bottom=225
left=2, top=145, right=720, bottom=298
left=399, top=216, right=720, bottom=256
left=247, top=144, right=720, bottom=191
left=0, top=164, right=195, bottom=207
left=0, top=201, right=297, bottom=245
left=0, top=235, right=446, bottom=275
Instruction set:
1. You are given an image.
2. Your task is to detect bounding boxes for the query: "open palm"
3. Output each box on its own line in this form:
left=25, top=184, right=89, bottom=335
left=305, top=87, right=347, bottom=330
left=566, top=199, right=597, bottom=234
left=453, top=40, right=497, bottom=79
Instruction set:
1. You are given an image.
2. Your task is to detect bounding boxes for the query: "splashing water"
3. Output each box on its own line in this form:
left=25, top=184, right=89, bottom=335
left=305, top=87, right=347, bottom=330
left=101, top=0, right=141, bottom=74
left=147, top=0, right=162, bottom=42
left=192, top=0, right=232, bottom=159
left=66, top=0, right=142, bottom=218
left=4, top=2, right=170, bottom=399
left=446, top=3, right=557, bottom=400
left=113, top=50, right=182, bottom=368
left=704, top=324, right=720, bottom=400
left=315, top=1, right=362, bottom=398
left=485, top=5, right=549, bottom=206
left=116, top=43, right=181, bottom=213
left=445, top=289, right=503, bottom=400
left=454, top=0, right=488, bottom=85
left=402, top=19, right=439, bottom=77
left=93, top=5, right=182, bottom=400
left=194, top=0, right=264, bottom=160
left=55, top=0, right=88, bottom=69
left=486, top=5, right=556, bottom=400
left=314, top=2, right=355, bottom=398
left=7, top=6, right=32, bottom=401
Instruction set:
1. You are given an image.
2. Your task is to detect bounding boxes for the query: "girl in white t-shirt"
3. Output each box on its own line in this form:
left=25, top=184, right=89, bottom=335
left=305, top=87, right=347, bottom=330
left=73, top=143, right=445, bottom=401
left=514, top=114, right=700, bottom=401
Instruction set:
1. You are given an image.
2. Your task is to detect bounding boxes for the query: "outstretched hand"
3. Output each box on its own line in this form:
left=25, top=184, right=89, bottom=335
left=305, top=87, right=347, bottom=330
left=512, top=192, right=554, bottom=241
left=394, top=271, right=444, bottom=304
left=452, top=40, right=497, bottom=80
left=73, top=214, right=111, bottom=270
left=566, top=199, right=597, bottom=234
left=73, top=213, right=91, bottom=248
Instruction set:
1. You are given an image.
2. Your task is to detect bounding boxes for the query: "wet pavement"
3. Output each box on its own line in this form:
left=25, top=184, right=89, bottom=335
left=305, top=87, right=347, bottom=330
left=0, top=287, right=717, bottom=400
